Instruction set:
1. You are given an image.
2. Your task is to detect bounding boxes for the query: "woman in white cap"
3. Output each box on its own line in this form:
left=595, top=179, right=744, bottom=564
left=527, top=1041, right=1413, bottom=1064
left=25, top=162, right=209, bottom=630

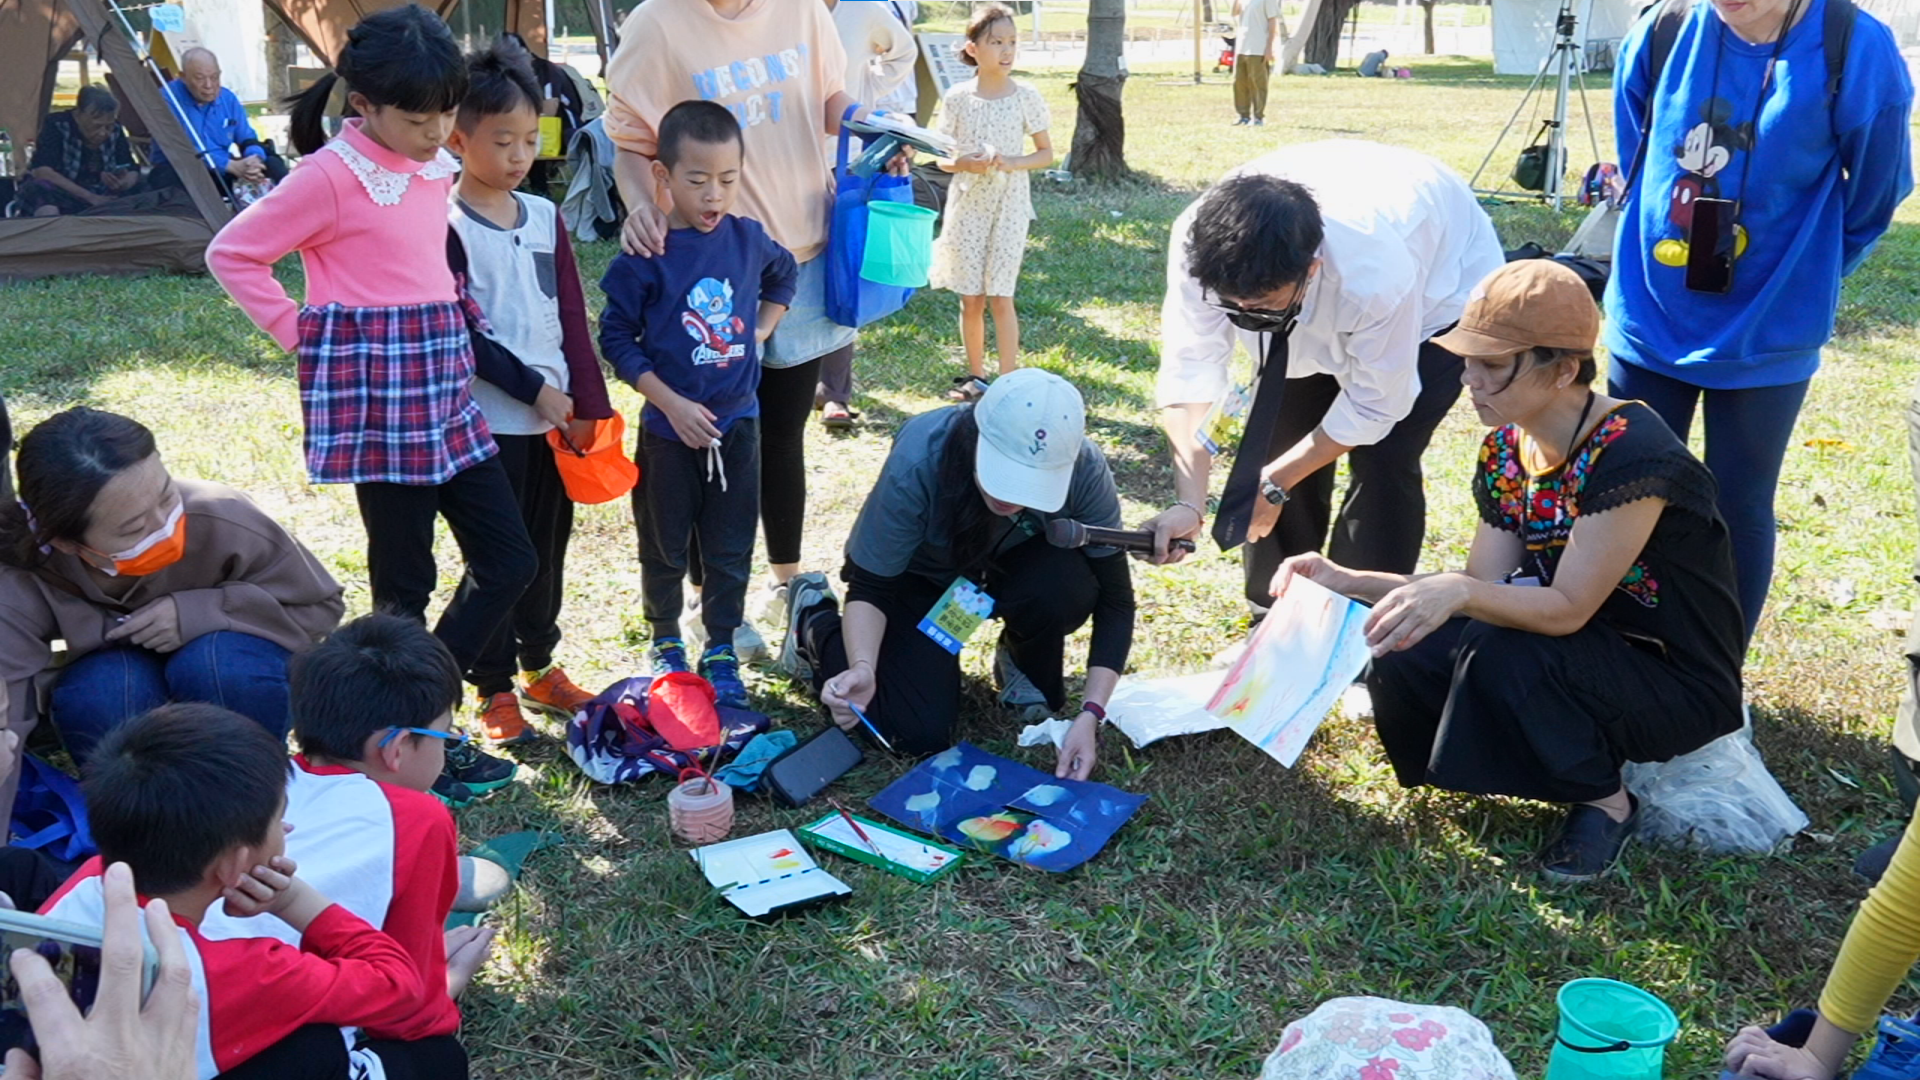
left=778, top=369, right=1135, bottom=780
left=1276, top=260, right=1745, bottom=882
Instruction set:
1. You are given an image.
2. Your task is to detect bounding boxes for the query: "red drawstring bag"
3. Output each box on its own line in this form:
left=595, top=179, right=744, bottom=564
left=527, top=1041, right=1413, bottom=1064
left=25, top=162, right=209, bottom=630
left=646, top=672, right=721, bottom=752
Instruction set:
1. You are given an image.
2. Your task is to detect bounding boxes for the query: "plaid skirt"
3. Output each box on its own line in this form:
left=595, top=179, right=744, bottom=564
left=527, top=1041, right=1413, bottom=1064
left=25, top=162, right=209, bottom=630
left=295, top=302, right=496, bottom=486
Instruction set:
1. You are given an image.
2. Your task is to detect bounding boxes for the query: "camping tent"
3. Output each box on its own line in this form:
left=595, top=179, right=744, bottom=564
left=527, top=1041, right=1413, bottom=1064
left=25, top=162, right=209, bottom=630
left=0, top=0, right=232, bottom=281
left=1491, top=0, right=1639, bottom=74
left=0, top=0, right=604, bottom=281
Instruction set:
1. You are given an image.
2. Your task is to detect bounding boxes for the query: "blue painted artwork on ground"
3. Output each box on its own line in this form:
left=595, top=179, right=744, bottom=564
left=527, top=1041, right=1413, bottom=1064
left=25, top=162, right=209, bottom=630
left=869, top=743, right=1145, bottom=872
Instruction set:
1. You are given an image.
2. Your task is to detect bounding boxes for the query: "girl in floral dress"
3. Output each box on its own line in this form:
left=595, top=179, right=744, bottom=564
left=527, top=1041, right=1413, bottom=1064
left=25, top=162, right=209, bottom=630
left=929, top=3, right=1053, bottom=400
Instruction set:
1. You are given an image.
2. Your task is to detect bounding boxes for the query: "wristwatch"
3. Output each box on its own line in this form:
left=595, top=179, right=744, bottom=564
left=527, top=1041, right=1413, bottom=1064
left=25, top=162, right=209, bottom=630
left=1260, top=477, right=1290, bottom=506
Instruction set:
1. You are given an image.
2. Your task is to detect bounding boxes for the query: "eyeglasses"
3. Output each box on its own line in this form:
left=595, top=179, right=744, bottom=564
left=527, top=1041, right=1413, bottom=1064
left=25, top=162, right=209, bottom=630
left=1212, top=277, right=1309, bottom=336
left=377, top=726, right=473, bottom=750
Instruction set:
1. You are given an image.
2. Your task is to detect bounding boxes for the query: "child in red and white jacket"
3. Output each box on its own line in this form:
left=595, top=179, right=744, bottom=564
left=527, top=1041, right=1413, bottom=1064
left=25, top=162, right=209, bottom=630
left=198, top=613, right=495, bottom=1042
left=205, top=5, right=532, bottom=803
left=41, top=703, right=457, bottom=1079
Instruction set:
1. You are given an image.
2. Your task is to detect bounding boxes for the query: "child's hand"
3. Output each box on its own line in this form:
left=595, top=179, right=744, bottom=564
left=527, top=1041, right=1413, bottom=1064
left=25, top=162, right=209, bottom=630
left=444, top=924, right=497, bottom=1000
left=956, top=151, right=995, bottom=174
left=661, top=397, right=723, bottom=451
left=563, top=416, right=596, bottom=452
left=534, top=385, right=575, bottom=431
left=220, top=855, right=299, bottom=920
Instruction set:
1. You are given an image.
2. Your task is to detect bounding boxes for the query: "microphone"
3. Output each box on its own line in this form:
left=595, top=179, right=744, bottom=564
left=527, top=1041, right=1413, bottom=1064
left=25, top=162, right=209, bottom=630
left=1046, top=519, right=1196, bottom=555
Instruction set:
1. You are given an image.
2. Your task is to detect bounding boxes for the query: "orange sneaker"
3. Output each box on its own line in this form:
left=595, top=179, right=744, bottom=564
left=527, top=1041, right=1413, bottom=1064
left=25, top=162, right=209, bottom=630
left=519, top=665, right=596, bottom=719
left=478, top=692, right=537, bottom=746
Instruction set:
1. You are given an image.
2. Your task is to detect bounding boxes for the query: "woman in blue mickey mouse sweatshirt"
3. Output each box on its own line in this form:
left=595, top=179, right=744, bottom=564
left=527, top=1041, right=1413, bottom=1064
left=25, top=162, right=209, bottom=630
left=1606, top=0, right=1912, bottom=644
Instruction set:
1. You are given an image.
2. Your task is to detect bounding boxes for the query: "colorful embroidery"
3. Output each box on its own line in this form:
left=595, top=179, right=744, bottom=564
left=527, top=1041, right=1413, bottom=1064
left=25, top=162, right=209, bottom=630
left=1479, top=412, right=1658, bottom=607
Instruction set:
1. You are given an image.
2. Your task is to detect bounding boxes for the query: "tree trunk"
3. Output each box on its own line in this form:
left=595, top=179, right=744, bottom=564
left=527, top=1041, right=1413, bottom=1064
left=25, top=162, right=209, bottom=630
left=1070, top=0, right=1129, bottom=179
left=1302, top=0, right=1360, bottom=69
left=1420, top=0, right=1436, bottom=53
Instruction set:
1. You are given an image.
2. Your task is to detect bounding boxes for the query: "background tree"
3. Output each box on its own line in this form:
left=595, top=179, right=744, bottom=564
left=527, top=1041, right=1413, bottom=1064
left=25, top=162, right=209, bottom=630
left=1069, top=0, right=1130, bottom=178
left=1420, top=0, right=1437, bottom=53
left=1302, top=0, right=1361, bottom=68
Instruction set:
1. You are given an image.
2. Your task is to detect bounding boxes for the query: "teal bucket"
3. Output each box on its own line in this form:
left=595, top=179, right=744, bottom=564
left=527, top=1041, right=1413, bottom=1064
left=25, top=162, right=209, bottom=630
left=861, top=201, right=938, bottom=287
left=1545, top=979, right=1679, bottom=1080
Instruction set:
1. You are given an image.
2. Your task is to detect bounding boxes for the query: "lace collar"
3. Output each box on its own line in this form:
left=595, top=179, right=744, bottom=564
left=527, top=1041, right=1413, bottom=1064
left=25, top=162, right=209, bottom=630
left=320, top=120, right=460, bottom=207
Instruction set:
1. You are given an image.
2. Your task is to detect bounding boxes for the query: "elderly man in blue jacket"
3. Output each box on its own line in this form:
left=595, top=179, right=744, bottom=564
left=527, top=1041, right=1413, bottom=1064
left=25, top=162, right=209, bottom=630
left=149, top=47, right=288, bottom=194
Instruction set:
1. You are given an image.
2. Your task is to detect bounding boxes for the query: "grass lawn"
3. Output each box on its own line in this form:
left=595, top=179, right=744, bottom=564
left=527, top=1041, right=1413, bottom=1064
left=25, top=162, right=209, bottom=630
left=4, top=57, right=1919, bottom=1079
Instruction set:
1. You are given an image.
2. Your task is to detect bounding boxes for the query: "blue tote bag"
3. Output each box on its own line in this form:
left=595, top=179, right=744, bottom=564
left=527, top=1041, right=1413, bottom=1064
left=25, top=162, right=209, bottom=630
left=825, top=107, right=919, bottom=329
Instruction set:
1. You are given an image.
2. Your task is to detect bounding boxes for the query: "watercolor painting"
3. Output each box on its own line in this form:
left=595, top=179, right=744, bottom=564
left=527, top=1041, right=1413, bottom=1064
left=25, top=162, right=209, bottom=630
left=869, top=743, right=1145, bottom=872
left=1206, top=575, right=1372, bottom=767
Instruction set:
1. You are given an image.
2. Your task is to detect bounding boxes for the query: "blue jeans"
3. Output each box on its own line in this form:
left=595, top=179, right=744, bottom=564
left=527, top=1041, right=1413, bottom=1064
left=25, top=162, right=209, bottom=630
left=1609, top=362, right=1813, bottom=644
left=50, top=631, right=292, bottom=766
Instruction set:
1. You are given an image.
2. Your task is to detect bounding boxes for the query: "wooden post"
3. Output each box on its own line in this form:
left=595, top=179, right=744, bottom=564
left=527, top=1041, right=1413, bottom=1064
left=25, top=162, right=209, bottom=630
left=1193, top=0, right=1203, bottom=83
left=64, top=0, right=230, bottom=228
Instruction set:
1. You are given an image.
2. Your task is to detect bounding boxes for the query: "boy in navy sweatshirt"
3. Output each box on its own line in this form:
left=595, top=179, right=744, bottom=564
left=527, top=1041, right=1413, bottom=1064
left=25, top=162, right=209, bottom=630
left=600, top=100, right=797, bottom=709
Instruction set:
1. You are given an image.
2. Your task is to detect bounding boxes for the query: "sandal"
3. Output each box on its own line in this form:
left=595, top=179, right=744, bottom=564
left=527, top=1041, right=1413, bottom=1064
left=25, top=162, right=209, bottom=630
left=947, top=375, right=991, bottom=403
left=821, top=402, right=858, bottom=430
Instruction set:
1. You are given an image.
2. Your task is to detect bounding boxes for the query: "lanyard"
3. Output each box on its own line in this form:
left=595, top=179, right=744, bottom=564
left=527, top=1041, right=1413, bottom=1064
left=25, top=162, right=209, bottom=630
left=1708, top=0, right=1806, bottom=216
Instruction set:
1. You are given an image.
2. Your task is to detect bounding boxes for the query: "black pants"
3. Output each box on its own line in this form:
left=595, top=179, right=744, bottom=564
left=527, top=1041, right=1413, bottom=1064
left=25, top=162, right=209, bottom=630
left=149, top=149, right=289, bottom=193
left=355, top=455, right=538, bottom=679
left=217, top=1024, right=469, bottom=1080
left=637, top=420, right=761, bottom=644
left=1366, top=618, right=1739, bottom=805
left=797, top=539, right=1099, bottom=754
left=469, top=435, right=574, bottom=695
left=1242, top=338, right=1465, bottom=609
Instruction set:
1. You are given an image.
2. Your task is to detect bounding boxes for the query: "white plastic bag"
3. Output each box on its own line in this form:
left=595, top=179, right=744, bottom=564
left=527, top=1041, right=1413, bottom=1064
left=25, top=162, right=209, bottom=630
left=1623, top=724, right=1810, bottom=854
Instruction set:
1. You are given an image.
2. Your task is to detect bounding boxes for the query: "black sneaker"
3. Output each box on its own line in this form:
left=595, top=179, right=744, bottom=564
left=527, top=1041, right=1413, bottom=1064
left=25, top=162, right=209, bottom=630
left=444, top=737, right=517, bottom=797
left=1540, top=797, right=1638, bottom=884
left=431, top=771, right=475, bottom=808
left=778, top=572, right=836, bottom=682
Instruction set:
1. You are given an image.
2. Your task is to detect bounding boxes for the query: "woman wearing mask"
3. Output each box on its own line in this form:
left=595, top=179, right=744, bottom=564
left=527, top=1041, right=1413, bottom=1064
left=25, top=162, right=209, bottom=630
left=0, top=408, right=344, bottom=786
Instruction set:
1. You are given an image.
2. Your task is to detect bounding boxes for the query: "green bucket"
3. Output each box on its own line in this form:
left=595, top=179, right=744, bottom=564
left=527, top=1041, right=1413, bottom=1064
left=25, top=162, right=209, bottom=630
left=861, top=201, right=938, bottom=287
left=1545, top=979, right=1679, bottom=1080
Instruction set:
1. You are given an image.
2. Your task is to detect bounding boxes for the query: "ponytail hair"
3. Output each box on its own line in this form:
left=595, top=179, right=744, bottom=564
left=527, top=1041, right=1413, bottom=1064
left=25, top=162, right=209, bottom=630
left=0, top=408, right=158, bottom=571
left=933, top=407, right=1002, bottom=577
left=285, top=4, right=468, bottom=156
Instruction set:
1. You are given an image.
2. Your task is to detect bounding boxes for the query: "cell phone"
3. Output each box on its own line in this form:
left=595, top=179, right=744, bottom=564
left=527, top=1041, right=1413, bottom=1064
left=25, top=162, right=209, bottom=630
left=1685, top=197, right=1738, bottom=294
left=0, top=910, right=158, bottom=1059
left=764, top=726, right=864, bottom=808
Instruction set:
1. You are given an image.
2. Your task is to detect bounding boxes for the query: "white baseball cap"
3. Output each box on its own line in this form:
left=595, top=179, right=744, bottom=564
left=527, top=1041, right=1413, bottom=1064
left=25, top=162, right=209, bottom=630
left=973, top=369, right=1086, bottom=513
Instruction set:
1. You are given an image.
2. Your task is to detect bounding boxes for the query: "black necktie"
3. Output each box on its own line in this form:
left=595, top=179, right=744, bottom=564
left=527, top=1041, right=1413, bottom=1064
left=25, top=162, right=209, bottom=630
left=1211, top=332, right=1289, bottom=551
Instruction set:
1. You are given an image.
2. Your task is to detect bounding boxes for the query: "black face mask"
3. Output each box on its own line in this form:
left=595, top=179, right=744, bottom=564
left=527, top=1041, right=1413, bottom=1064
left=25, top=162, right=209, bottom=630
left=1215, top=278, right=1308, bottom=336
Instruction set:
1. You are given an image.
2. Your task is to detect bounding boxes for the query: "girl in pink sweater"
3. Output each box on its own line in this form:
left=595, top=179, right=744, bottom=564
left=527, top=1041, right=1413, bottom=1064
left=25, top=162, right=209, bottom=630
left=207, top=6, right=534, bottom=799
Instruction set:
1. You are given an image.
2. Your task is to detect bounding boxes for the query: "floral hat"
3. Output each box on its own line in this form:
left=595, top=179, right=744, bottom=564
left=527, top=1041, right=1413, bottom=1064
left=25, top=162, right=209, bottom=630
left=1261, top=998, right=1518, bottom=1080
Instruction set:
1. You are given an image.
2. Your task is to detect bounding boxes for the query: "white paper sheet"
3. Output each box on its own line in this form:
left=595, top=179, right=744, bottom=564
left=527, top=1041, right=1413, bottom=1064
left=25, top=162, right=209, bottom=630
left=1207, top=576, right=1372, bottom=767
left=1104, top=672, right=1233, bottom=749
left=691, top=829, right=850, bottom=918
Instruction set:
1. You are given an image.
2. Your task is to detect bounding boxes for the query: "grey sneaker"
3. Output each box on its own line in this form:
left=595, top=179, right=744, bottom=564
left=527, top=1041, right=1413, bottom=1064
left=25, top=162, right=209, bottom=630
left=993, top=645, right=1049, bottom=719
left=681, top=592, right=769, bottom=663
left=779, top=572, right=836, bottom=682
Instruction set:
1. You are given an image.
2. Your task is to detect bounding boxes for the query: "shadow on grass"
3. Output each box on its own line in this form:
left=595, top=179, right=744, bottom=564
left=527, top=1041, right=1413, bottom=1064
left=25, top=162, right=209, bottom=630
left=454, top=674, right=1914, bottom=1079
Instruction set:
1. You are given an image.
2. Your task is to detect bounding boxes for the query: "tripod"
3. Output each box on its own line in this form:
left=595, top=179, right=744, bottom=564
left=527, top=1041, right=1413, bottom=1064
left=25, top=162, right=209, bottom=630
left=1470, top=0, right=1603, bottom=211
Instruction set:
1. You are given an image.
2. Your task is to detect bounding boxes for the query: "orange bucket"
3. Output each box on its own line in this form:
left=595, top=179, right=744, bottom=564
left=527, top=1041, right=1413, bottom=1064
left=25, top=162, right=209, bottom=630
left=546, top=414, right=638, bottom=504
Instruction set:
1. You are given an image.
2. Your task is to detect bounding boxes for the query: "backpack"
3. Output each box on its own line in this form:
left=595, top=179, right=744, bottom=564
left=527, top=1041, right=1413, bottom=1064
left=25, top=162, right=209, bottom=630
left=1627, top=0, right=1857, bottom=183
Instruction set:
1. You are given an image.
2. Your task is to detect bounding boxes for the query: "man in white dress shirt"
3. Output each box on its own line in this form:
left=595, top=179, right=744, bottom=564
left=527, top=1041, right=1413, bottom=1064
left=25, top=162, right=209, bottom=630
left=1144, top=140, right=1506, bottom=610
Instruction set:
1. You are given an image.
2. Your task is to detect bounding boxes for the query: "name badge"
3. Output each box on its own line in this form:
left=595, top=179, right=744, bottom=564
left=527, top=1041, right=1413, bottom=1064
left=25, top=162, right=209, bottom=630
left=1196, top=384, right=1251, bottom=456
left=918, top=578, right=995, bottom=655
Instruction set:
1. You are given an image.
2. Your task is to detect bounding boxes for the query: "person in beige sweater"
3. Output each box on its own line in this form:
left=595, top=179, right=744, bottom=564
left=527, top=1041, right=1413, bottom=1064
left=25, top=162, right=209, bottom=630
left=0, top=407, right=343, bottom=814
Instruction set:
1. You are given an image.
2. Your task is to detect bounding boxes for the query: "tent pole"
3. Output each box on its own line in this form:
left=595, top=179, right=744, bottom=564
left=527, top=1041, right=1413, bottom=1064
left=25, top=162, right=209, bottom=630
left=64, top=0, right=231, bottom=227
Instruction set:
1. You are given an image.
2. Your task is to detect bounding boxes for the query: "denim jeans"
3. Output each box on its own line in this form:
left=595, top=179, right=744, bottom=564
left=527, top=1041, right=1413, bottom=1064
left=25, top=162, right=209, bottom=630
left=50, top=630, right=292, bottom=766
left=1609, top=362, right=1813, bottom=644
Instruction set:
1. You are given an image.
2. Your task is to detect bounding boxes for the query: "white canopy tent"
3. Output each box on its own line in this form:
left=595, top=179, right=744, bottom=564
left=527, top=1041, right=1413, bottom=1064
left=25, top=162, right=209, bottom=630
left=1492, top=0, right=1641, bottom=74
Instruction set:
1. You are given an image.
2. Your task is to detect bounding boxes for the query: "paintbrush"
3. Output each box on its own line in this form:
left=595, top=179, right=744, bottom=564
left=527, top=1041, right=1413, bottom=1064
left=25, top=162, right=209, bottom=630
left=828, top=798, right=886, bottom=861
